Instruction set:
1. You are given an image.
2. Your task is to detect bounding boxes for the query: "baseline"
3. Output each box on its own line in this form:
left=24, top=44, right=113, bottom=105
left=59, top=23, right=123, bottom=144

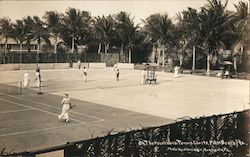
left=0, top=97, right=85, bottom=124
left=0, top=92, right=104, bottom=121
left=0, top=108, right=34, bottom=114
left=0, top=98, right=105, bottom=137
left=0, top=119, right=103, bottom=137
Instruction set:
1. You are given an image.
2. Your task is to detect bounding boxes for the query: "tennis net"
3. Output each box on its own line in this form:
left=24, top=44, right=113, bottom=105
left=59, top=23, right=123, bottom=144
left=0, top=82, right=23, bottom=95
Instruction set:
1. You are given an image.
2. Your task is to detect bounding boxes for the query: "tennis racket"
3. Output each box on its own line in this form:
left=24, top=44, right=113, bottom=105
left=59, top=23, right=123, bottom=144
left=70, top=104, right=76, bottom=109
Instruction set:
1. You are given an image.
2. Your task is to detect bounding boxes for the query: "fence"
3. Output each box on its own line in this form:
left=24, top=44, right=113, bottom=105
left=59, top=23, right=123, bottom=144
left=0, top=52, right=128, bottom=67
left=5, top=109, right=249, bottom=157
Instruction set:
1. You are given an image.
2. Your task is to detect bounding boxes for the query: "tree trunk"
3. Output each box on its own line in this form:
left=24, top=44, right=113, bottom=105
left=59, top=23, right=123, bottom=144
left=162, top=46, right=165, bottom=72
left=192, top=46, right=196, bottom=73
left=150, top=44, right=156, bottom=63
left=233, top=56, right=237, bottom=76
left=120, top=43, right=124, bottom=55
left=206, top=54, right=210, bottom=76
left=19, top=43, right=23, bottom=66
left=4, top=38, right=7, bottom=64
left=128, top=48, right=132, bottom=63
left=54, top=37, right=58, bottom=63
left=54, top=36, right=58, bottom=54
left=157, top=47, right=160, bottom=68
left=37, top=42, right=40, bottom=69
left=104, top=43, right=109, bottom=54
left=71, top=36, right=74, bottom=54
left=179, top=54, right=183, bottom=67
left=104, top=43, right=109, bottom=63
left=98, top=42, right=101, bottom=54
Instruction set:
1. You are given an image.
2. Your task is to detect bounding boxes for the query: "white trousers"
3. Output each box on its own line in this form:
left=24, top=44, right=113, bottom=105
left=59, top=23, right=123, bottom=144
left=35, top=78, right=41, bottom=87
left=58, top=105, right=70, bottom=121
left=83, top=75, right=87, bottom=82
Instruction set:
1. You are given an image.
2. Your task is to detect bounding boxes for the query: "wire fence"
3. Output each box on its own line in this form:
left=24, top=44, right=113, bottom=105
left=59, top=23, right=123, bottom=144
left=63, top=110, right=249, bottom=157
left=0, top=52, right=129, bottom=67
left=5, top=109, right=249, bottom=157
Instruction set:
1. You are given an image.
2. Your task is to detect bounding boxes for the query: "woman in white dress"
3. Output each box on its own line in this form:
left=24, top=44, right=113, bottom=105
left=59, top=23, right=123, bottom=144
left=23, top=71, right=30, bottom=88
left=173, top=66, right=179, bottom=78
left=58, top=93, right=72, bottom=123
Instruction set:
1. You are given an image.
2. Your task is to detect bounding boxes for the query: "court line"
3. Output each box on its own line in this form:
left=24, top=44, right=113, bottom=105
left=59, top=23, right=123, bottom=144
left=0, top=98, right=85, bottom=124
left=0, top=119, right=104, bottom=137
left=0, top=108, right=34, bottom=114
left=0, top=92, right=104, bottom=121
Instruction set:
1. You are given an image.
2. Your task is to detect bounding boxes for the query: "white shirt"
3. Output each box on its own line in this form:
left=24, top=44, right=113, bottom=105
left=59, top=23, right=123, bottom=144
left=62, top=97, right=71, bottom=105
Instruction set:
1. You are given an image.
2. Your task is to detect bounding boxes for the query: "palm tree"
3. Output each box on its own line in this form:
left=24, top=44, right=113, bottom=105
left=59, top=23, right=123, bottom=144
left=115, top=11, right=138, bottom=63
left=43, top=11, right=62, bottom=57
left=12, top=19, right=28, bottom=64
left=93, top=15, right=116, bottom=54
left=175, top=8, right=200, bottom=71
left=115, top=11, right=131, bottom=56
left=30, top=16, right=50, bottom=68
left=198, top=0, right=230, bottom=76
left=23, top=16, right=36, bottom=53
left=126, top=21, right=139, bottom=63
left=233, top=1, right=249, bottom=44
left=0, top=17, right=13, bottom=64
left=143, top=13, right=174, bottom=70
left=62, top=8, right=91, bottom=54
left=219, top=1, right=249, bottom=74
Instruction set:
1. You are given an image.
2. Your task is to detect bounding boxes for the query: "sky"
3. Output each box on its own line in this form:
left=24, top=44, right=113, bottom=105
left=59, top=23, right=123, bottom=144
left=0, top=0, right=248, bottom=25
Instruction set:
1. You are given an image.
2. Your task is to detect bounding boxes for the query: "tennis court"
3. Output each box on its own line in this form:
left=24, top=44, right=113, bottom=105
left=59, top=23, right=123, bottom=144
left=0, top=69, right=172, bottom=153
left=0, top=68, right=248, bottom=154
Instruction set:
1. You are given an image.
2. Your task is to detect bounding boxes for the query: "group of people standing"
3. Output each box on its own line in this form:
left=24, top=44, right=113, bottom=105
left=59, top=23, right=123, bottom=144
left=23, top=67, right=41, bottom=88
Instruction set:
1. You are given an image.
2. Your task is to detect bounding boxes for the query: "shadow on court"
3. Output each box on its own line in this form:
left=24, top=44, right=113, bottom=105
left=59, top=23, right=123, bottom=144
left=0, top=85, right=174, bottom=153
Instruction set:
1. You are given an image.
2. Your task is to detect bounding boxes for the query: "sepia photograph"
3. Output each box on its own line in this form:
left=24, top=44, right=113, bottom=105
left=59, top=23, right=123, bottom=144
left=0, top=0, right=249, bottom=156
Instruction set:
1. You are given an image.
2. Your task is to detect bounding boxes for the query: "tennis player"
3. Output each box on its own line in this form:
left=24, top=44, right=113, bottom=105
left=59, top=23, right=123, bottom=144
left=23, top=71, right=30, bottom=88
left=58, top=93, right=72, bottom=123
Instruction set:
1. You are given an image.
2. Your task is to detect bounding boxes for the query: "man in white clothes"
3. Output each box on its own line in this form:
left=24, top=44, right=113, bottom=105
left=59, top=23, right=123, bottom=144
left=77, top=60, right=81, bottom=70
left=23, top=71, right=30, bottom=88
left=58, top=93, right=72, bottom=123
left=35, top=68, right=41, bottom=87
left=113, top=63, right=118, bottom=71
left=83, top=67, right=87, bottom=82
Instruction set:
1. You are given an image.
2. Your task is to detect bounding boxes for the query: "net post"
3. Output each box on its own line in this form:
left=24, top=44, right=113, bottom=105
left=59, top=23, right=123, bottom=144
left=37, top=80, right=43, bottom=95
left=19, top=81, right=22, bottom=95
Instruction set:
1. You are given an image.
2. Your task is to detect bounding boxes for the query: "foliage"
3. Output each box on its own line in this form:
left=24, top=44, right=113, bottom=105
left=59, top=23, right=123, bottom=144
left=0, top=0, right=249, bottom=67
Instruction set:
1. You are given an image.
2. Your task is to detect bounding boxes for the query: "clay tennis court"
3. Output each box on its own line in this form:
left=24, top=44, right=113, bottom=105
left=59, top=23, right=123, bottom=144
left=0, top=68, right=248, bottom=154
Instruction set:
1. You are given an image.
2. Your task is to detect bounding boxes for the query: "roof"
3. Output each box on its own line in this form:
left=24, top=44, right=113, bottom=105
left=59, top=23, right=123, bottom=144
left=220, top=61, right=233, bottom=65
left=0, top=38, right=37, bottom=44
left=0, top=37, right=63, bottom=45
